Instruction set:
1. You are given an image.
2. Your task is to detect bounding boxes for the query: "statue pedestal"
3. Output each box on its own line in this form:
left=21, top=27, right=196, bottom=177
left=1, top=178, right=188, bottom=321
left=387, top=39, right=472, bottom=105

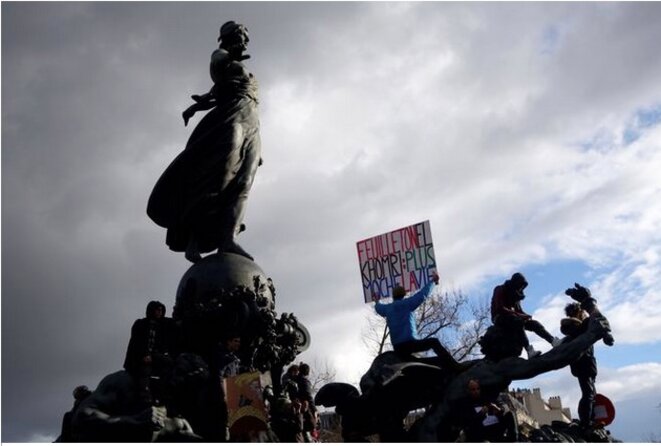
left=172, top=252, right=276, bottom=366
left=174, top=252, right=275, bottom=317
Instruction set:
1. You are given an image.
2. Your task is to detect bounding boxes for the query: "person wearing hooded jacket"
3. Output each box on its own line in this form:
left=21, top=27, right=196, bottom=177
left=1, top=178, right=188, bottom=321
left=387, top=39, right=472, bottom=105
left=124, top=301, right=178, bottom=402
left=491, top=272, right=560, bottom=358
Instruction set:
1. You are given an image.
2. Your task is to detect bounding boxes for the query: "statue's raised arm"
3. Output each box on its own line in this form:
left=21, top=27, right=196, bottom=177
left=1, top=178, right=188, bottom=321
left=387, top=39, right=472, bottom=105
left=147, top=21, right=261, bottom=263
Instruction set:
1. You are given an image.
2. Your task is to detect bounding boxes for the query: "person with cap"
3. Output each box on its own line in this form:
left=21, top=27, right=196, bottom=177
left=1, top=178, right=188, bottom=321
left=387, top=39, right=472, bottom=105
left=372, top=272, right=462, bottom=372
left=124, top=301, right=178, bottom=403
left=490, top=272, right=561, bottom=359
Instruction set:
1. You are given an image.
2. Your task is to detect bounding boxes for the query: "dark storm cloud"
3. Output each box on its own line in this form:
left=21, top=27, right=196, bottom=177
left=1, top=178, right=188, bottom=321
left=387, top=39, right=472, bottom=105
left=1, top=3, right=369, bottom=440
left=4, top=2, right=661, bottom=442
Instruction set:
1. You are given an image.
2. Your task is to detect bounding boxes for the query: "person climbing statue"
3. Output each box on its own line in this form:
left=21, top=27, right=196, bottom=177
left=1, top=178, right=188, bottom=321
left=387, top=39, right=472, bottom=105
left=490, top=272, right=561, bottom=359
left=372, top=271, right=462, bottom=372
left=560, top=282, right=614, bottom=429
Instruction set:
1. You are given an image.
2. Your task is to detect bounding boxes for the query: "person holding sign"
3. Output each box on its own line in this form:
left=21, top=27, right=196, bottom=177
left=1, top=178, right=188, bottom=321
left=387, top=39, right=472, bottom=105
left=372, top=272, right=462, bottom=372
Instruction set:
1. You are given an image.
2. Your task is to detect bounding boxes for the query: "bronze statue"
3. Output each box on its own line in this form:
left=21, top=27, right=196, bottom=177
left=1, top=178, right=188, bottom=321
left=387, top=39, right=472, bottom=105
left=148, top=21, right=261, bottom=262
left=57, top=21, right=313, bottom=442
left=71, top=354, right=209, bottom=442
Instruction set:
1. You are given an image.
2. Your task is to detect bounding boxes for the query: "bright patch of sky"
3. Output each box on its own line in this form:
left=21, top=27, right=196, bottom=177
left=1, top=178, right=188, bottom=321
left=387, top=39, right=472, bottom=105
left=624, top=104, right=661, bottom=145
left=540, top=24, right=562, bottom=55
left=577, top=103, right=661, bottom=151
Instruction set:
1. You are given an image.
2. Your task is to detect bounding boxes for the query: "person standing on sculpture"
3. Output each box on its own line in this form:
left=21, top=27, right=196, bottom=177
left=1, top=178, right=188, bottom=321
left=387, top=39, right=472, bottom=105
left=124, top=301, right=178, bottom=403
left=295, top=363, right=318, bottom=442
left=372, top=272, right=462, bottom=372
left=147, top=21, right=261, bottom=262
left=209, top=333, right=242, bottom=441
left=560, top=303, right=597, bottom=428
left=213, top=333, right=242, bottom=378
left=412, top=288, right=614, bottom=442
left=560, top=283, right=614, bottom=429
left=490, top=272, right=560, bottom=358
left=282, top=364, right=300, bottom=390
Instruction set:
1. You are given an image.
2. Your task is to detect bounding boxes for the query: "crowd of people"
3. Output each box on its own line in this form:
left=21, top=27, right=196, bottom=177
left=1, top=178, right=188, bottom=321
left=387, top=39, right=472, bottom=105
left=57, top=299, right=322, bottom=442
left=371, top=271, right=612, bottom=441
left=271, top=363, right=320, bottom=442
left=58, top=271, right=610, bottom=442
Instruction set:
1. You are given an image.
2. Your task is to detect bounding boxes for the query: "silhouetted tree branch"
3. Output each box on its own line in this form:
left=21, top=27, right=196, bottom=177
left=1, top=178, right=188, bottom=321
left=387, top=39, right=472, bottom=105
left=308, top=357, right=337, bottom=394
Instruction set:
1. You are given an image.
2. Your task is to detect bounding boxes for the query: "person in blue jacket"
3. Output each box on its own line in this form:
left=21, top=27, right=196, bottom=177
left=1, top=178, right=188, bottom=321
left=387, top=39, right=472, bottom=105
left=372, top=272, right=461, bottom=372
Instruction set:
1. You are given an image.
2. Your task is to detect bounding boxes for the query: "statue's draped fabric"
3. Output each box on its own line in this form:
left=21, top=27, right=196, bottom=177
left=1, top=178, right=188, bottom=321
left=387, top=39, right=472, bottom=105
left=148, top=50, right=260, bottom=254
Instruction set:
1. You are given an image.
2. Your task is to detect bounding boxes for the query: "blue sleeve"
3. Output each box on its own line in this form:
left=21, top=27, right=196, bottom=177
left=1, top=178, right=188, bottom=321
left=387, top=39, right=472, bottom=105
left=374, top=302, right=387, bottom=316
left=405, top=281, right=435, bottom=311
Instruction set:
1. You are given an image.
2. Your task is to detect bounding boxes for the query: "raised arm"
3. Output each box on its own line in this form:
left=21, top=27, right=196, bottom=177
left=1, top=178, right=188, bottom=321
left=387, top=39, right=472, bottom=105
left=405, top=272, right=440, bottom=311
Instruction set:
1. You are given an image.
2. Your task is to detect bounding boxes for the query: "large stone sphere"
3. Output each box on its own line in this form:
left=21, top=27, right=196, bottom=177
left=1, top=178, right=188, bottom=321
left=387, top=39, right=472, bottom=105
left=174, top=252, right=275, bottom=317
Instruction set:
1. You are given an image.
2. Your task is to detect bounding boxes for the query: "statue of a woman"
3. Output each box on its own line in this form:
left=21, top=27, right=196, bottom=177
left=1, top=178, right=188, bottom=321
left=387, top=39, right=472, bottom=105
left=147, top=22, right=261, bottom=262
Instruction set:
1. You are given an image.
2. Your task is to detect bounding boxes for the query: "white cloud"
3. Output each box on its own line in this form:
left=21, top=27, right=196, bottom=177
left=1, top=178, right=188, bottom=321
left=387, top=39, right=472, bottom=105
left=522, top=362, right=661, bottom=420
left=27, top=433, right=57, bottom=443
left=4, top=2, right=661, bottom=441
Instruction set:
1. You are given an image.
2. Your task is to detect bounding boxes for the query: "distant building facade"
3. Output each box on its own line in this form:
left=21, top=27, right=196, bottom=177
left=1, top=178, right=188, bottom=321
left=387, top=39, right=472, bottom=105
left=508, top=387, right=572, bottom=430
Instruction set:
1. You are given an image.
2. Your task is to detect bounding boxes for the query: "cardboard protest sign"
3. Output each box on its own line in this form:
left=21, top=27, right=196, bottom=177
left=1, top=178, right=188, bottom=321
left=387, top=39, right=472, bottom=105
left=356, top=220, right=437, bottom=303
left=225, top=371, right=271, bottom=440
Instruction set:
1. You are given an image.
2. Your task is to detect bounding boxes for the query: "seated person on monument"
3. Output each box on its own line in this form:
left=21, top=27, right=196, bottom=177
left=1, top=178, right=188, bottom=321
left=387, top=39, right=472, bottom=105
left=372, top=272, right=462, bottom=372
left=124, top=301, right=179, bottom=403
left=55, top=385, right=92, bottom=442
left=560, top=283, right=614, bottom=430
left=454, top=378, right=518, bottom=442
left=71, top=353, right=209, bottom=442
left=490, top=272, right=560, bottom=359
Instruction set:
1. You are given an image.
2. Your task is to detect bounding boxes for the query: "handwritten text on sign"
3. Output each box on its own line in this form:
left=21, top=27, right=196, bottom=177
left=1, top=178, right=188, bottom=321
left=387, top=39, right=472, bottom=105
left=356, top=220, right=436, bottom=303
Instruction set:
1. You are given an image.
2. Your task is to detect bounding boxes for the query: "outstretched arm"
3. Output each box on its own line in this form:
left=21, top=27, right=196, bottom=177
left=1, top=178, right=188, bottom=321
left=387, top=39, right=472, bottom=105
left=494, top=312, right=611, bottom=382
left=182, top=92, right=216, bottom=126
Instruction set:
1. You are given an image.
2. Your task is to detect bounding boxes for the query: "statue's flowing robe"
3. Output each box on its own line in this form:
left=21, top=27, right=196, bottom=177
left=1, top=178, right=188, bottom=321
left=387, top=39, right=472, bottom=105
left=148, top=51, right=260, bottom=253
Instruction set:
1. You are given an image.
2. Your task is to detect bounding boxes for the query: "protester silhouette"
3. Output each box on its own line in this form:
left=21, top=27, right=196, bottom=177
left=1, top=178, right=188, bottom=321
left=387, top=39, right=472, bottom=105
left=490, top=272, right=560, bottom=359
left=373, top=272, right=462, bottom=372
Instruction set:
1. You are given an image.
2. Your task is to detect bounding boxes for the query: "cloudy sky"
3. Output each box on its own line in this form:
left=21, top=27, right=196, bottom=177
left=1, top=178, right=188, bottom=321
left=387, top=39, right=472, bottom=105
left=3, top=2, right=661, bottom=442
